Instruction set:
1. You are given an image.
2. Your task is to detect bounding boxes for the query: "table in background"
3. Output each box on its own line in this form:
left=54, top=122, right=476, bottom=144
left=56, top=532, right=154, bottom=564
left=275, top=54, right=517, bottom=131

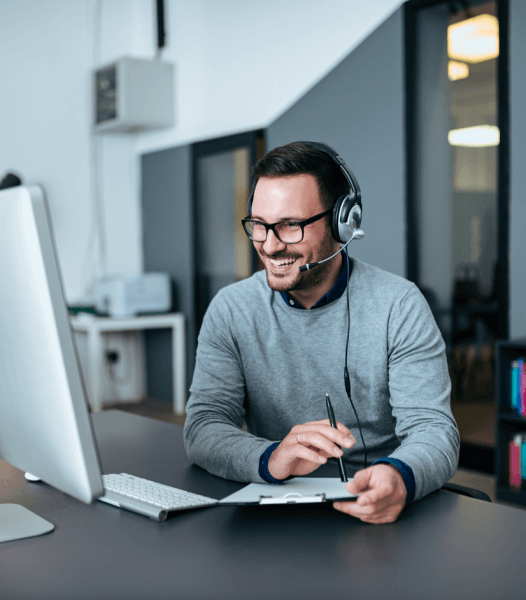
left=2, top=411, right=526, bottom=600
left=70, top=313, right=185, bottom=414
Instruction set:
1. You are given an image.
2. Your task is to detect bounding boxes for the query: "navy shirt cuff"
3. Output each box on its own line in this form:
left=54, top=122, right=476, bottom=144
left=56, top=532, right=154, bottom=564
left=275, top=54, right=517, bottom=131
left=259, top=442, right=285, bottom=484
left=372, top=457, right=415, bottom=505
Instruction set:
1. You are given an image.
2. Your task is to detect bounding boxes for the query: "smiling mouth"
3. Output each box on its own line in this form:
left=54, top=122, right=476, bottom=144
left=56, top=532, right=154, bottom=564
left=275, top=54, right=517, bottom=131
left=269, top=257, right=298, bottom=268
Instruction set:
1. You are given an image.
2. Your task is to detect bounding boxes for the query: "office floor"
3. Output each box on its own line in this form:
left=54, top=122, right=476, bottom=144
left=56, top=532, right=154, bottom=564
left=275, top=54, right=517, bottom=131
left=110, top=398, right=523, bottom=511
left=112, top=398, right=186, bottom=426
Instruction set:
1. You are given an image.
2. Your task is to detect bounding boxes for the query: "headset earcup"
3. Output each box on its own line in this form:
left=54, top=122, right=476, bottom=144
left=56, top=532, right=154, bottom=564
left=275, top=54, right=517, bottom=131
left=331, top=195, right=347, bottom=243
left=334, top=198, right=362, bottom=244
left=350, top=204, right=362, bottom=229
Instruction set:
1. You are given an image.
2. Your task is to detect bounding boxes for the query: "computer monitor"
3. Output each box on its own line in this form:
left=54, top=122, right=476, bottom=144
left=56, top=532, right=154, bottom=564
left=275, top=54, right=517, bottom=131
left=0, top=186, right=103, bottom=543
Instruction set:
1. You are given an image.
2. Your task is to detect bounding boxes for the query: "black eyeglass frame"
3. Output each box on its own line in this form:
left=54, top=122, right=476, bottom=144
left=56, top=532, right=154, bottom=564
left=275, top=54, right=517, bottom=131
left=241, top=208, right=332, bottom=244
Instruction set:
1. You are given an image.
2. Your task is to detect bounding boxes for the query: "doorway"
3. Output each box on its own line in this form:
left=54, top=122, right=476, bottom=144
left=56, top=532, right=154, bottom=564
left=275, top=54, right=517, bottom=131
left=405, top=0, right=509, bottom=472
left=192, top=131, right=265, bottom=329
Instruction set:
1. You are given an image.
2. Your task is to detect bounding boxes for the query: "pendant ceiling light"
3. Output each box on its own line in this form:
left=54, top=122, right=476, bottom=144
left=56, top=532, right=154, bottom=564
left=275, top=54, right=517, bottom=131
left=448, top=14, right=499, bottom=63
left=448, top=60, right=469, bottom=81
left=448, top=125, right=500, bottom=147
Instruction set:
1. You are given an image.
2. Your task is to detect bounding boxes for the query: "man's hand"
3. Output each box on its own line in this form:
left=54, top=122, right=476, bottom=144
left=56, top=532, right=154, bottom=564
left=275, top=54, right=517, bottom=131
left=268, top=419, right=356, bottom=481
left=333, top=463, right=407, bottom=524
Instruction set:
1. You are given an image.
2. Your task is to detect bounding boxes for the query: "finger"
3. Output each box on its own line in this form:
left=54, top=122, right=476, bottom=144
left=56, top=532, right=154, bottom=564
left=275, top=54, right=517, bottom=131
left=354, top=510, right=401, bottom=524
left=351, top=479, right=391, bottom=505
left=352, top=489, right=392, bottom=512
left=346, top=469, right=372, bottom=494
left=359, top=483, right=398, bottom=507
left=294, top=423, right=356, bottom=449
left=356, top=506, right=403, bottom=524
left=355, top=493, right=393, bottom=513
left=333, top=500, right=367, bottom=517
left=333, top=500, right=386, bottom=520
left=334, top=495, right=403, bottom=521
left=289, top=443, right=327, bottom=465
left=348, top=491, right=393, bottom=514
left=301, top=419, right=353, bottom=438
left=306, top=445, right=334, bottom=460
left=305, top=447, right=333, bottom=460
left=296, top=431, right=346, bottom=458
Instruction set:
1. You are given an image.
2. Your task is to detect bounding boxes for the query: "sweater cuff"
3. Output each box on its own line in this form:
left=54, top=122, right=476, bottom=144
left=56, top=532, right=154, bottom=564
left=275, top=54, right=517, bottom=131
left=259, top=442, right=285, bottom=484
left=372, top=457, right=415, bottom=505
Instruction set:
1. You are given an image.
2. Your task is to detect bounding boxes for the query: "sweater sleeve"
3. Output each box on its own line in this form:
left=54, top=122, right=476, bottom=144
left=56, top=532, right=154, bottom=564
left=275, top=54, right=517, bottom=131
left=183, top=291, right=274, bottom=483
left=385, top=285, right=460, bottom=501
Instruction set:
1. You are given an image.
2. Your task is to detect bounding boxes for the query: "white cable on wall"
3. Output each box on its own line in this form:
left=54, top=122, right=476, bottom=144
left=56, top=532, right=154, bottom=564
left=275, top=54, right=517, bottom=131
left=82, top=0, right=107, bottom=303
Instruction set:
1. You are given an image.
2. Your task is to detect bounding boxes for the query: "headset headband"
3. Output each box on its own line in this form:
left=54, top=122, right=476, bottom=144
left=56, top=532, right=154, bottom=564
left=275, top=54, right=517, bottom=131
left=297, top=141, right=362, bottom=209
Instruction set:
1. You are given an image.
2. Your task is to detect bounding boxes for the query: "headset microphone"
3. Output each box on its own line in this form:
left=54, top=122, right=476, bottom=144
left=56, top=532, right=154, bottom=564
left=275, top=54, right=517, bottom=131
left=299, top=228, right=364, bottom=272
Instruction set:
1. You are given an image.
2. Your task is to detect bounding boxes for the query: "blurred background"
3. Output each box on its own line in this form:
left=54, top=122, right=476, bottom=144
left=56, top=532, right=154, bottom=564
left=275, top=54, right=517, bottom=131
left=1, top=0, right=526, bottom=503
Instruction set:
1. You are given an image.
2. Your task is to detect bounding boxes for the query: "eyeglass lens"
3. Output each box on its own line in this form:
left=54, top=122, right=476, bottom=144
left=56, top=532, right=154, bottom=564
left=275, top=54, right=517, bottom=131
left=244, top=221, right=303, bottom=243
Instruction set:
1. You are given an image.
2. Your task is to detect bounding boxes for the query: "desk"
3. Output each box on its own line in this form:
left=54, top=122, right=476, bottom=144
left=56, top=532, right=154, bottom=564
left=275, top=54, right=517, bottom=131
left=2, top=410, right=526, bottom=600
left=71, top=313, right=185, bottom=414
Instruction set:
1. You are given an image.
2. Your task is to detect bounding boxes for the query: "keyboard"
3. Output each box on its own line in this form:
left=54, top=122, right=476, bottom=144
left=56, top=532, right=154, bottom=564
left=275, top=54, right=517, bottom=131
left=99, top=473, right=218, bottom=521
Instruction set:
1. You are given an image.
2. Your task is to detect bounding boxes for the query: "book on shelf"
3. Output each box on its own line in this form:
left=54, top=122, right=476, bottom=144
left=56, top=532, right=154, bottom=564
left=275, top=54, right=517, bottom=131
left=510, top=434, right=523, bottom=489
left=509, top=433, right=526, bottom=490
left=510, top=358, right=526, bottom=416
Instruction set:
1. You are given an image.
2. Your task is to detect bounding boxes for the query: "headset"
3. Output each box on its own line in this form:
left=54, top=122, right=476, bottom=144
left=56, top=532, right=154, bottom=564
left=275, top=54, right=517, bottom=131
left=247, top=141, right=365, bottom=271
left=249, top=141, right=368, bottom=469
left=300, top=141, right=363, bottom=245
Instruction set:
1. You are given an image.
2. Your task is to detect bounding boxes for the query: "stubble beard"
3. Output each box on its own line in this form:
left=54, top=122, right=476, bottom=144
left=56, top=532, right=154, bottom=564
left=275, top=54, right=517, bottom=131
left=260, top=228, right=338, bottom=293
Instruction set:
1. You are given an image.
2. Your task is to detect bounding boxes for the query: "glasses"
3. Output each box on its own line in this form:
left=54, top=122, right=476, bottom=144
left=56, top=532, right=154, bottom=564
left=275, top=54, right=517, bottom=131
left=241, top=208, right=332, bottom=244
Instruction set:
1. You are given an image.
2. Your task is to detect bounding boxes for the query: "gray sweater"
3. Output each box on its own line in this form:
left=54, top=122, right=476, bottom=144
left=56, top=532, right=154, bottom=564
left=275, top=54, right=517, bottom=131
left=184, top=258, right=460, bottom=501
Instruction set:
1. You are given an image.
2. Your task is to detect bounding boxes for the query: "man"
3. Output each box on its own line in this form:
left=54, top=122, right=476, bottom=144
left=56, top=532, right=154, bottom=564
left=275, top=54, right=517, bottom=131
left=184, top=141, right=459, bottom=524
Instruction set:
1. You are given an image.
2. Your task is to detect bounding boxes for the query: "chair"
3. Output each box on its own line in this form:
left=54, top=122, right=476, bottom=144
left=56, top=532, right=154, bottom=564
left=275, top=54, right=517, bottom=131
left=441, top=483, right=492, bottom=502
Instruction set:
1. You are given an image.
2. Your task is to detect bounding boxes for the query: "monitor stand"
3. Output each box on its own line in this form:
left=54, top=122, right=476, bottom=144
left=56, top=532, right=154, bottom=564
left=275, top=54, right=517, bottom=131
left=0, top=504, right=54, bottom=543
left=1, top=474, right=53, bottom=543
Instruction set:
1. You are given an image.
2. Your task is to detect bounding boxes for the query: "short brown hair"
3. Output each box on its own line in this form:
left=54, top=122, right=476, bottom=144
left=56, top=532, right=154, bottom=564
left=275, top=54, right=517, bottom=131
left=251, top=142, right=349, bottom=211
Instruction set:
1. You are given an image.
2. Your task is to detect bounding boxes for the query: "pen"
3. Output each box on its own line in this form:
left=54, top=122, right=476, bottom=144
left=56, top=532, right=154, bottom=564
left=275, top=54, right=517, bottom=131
left=326, top=393, right=348, bottom=482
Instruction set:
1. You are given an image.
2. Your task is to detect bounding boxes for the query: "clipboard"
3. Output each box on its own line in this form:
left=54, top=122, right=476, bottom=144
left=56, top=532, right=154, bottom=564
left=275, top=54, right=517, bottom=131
left=218, top=477, right=359, bottom=506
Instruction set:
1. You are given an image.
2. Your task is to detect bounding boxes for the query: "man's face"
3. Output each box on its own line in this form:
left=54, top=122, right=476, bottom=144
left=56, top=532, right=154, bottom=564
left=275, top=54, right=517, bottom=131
left=251, top=174, right=340, bottom=293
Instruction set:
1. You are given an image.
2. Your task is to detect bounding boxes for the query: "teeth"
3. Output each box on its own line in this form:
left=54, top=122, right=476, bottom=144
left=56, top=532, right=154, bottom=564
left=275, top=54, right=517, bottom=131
left=270, top=258, right=297, bottom=266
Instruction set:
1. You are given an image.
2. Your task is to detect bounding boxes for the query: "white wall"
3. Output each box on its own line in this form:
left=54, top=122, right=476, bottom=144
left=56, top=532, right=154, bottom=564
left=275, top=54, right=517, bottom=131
left=0, top=0, right=403, bottom=303
left=134, top=0, right=405, bottom=153
left=0, top=0, right=94, bottom=302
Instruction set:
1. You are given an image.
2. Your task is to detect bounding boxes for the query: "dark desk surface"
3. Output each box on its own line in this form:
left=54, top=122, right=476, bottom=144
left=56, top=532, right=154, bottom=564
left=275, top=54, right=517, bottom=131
left=2, top=410, right=526, bottom=600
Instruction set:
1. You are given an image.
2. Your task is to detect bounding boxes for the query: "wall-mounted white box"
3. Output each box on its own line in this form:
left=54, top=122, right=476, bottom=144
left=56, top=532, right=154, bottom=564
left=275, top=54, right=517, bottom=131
left=93, top=56, right=174, bottom=133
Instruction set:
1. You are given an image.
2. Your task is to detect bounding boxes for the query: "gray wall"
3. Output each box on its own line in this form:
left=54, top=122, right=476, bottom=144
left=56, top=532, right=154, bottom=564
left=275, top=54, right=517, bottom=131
left=267, top=1, right=526, bottom=341
left=510, top=0, right=526, bottom=338
left=266, top=8, right=405, bottom=278
left=141, top=144, right=195, bottom=403
left=139, top=0, right=526, bottom=409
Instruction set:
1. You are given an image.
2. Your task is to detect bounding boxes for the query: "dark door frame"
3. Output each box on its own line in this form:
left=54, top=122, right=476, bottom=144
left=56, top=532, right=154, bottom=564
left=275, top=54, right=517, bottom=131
left=191, top=129, right=265, bottom=329
left=404, top=0, right=509, bottom=475
left=404, top=0, right=509, bottom=338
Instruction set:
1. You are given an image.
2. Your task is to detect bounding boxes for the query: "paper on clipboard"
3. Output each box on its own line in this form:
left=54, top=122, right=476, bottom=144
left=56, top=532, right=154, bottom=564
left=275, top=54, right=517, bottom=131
left=218, top=477, right=359, bottom=506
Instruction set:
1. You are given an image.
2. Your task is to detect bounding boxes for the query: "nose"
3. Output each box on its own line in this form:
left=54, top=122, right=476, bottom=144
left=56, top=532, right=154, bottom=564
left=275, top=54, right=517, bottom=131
left=262, top=228, right=286, bottom=255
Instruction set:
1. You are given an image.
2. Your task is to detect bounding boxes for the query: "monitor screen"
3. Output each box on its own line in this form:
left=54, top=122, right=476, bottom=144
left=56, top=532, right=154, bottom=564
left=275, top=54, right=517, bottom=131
left=0, top=186, right=103, bottom=507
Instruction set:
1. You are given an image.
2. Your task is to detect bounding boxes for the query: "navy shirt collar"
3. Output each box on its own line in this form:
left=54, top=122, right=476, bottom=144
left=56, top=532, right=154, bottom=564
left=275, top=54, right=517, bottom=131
left=280, top=252, right=352, bottom=310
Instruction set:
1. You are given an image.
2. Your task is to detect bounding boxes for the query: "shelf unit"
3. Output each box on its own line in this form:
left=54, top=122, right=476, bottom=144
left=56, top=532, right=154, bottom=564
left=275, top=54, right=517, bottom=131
left=496, top=338, right=526, bottom=506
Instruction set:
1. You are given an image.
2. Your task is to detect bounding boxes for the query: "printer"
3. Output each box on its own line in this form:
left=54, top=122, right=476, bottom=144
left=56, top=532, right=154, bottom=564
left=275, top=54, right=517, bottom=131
left=93, top=273, right=171, bottom=318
